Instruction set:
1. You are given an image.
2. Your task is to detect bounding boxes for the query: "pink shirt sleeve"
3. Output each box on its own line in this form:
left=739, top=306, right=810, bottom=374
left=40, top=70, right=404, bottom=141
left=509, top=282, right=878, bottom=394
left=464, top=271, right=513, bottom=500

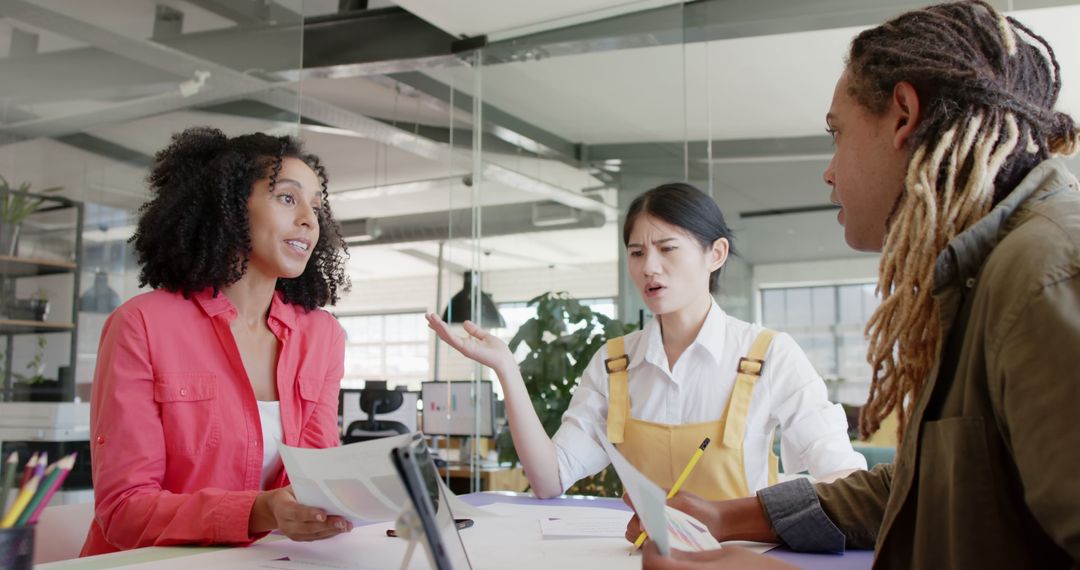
left=89, top=308, right=262, bottom=550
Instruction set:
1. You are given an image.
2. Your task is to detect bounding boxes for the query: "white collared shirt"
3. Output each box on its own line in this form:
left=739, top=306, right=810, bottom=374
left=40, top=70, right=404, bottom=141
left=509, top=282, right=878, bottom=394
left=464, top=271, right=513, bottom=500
left=551, top=301, right=866, bottom=493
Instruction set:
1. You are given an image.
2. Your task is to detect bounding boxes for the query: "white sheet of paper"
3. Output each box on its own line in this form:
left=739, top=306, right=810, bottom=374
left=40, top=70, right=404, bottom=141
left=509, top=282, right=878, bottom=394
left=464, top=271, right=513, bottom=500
left=598, top=437, right=673, bottom=555
left=279, top=435, right=416, bottom=523
left=539, top=516, right=629, bottom=539
left=599, top=438, right=723, bottom=556
left=666, top=505, right=721, bottom=551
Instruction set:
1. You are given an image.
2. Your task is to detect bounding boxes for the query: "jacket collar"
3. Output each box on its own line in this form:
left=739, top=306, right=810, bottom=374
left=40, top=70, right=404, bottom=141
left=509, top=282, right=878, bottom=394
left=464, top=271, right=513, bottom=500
left=934, top=159, right=1079, bottom=292
left=628, top=300, right=727, bottom=372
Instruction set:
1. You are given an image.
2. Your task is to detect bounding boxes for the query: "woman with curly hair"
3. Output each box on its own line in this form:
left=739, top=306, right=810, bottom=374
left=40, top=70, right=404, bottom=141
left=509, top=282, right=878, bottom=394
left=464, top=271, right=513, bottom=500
left=81, top=127, right=352, bottom=556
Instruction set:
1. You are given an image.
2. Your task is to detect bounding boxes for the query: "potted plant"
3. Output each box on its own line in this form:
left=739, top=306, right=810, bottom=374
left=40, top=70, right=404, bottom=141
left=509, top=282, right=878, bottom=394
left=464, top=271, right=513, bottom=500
left=0, top=287, right=49, bottom=322
left=1, top=335, right=60, bottom=401
left=499, top=292, right=636, bottom=497
left=0, top=175, right=63, bottom=256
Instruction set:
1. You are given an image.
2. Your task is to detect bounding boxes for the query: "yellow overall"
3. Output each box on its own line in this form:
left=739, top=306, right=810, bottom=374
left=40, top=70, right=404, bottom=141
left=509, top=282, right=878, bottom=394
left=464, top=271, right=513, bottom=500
left=604, top=330, right=779, bottom=501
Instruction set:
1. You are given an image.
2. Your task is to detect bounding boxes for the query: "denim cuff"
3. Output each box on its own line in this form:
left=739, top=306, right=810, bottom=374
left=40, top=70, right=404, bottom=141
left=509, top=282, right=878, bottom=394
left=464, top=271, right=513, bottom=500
left=757, top=478, right=846, bottom=553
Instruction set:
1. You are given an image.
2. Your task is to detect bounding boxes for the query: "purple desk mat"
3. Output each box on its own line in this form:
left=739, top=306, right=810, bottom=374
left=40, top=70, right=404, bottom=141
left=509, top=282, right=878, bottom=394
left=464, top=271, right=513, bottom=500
left=461, top=492, right=873, bottom=570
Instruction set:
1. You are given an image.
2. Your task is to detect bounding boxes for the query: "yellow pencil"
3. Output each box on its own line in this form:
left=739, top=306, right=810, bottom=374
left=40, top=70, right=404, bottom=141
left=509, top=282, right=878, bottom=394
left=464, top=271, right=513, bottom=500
left=633, top=437, right=711, bottom=549
left=0, top=473, right=41, bottom=528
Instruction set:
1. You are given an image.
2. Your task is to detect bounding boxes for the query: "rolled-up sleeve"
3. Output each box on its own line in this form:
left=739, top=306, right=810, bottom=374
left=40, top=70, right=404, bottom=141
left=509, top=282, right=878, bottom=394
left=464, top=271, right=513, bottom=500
left=758, top=477, right=847, bottom=553
left=768, top=333, right=866, bottom=477
left=551, top=348, right=614, bottom=493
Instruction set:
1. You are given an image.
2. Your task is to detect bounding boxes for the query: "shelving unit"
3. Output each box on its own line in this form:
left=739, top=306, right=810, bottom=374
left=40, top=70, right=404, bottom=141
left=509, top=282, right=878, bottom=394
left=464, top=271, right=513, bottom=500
left=0, top=188, right=84, bottom=402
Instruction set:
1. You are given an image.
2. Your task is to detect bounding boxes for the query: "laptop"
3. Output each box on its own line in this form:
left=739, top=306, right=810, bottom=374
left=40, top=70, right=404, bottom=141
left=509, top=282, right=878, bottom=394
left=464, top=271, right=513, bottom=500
left=390, top=434, right=473, bottom=570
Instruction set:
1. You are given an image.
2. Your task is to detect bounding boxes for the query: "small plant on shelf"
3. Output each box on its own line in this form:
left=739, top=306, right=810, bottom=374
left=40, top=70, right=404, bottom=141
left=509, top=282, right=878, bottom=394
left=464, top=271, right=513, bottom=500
left=0, top=174, right=63, bottom=256
left=0, top=335, right=49, bottom=384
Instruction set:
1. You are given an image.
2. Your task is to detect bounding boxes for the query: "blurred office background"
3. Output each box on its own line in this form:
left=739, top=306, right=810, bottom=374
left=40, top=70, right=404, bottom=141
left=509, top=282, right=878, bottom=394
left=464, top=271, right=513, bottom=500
left=1, top=0, right=1078, bottom=497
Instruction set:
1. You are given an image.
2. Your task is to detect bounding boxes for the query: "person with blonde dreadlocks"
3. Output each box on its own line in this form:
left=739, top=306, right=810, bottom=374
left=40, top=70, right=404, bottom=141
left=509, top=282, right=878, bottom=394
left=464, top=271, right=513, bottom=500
left=625, top=1, right=1080, bottom=568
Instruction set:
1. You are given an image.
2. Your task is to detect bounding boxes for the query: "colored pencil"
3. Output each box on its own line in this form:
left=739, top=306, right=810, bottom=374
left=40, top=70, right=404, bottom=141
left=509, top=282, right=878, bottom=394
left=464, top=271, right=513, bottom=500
left=22, top=453, right=77, bottom=526
left=0, top=471, right=41, bottom=528
left=0, top=452, right=17, bottom=517
left=18, top=452, right=39, bottom=488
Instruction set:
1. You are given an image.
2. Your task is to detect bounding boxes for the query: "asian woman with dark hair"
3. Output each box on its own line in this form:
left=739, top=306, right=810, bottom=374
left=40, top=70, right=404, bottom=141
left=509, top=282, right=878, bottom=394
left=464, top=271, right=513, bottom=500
left=427, top=182, right=864, bottom=501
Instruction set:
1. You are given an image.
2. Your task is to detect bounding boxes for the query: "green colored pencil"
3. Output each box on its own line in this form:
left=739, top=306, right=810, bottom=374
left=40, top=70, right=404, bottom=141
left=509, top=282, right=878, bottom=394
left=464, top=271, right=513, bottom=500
left=0, top=451, right=17, bottom=517
left=15, top=455, right=70, bottom=526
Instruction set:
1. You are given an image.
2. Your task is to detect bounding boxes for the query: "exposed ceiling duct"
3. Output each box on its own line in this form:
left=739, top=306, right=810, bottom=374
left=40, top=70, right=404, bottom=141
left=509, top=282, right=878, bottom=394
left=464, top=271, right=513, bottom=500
left=339, top=200, right=606, bottom=246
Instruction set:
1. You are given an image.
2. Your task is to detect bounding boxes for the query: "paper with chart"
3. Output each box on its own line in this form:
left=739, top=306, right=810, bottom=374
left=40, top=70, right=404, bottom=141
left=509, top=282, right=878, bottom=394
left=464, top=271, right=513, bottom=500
left=599, top=437, right=721, bottom=555
left=280, top=435, right=414, bottom=522
left=279, top=435, right=492, bottom=523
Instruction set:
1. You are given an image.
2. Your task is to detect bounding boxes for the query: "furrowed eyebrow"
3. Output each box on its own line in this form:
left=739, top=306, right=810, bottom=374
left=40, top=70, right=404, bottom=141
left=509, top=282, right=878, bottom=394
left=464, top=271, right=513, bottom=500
left=627, top=237, right=678, bottom=248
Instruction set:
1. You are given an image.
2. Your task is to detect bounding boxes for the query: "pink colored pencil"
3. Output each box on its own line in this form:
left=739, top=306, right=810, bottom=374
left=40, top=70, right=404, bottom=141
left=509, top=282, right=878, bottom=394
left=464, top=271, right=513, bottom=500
left=25, top=453, right=77, bottom=526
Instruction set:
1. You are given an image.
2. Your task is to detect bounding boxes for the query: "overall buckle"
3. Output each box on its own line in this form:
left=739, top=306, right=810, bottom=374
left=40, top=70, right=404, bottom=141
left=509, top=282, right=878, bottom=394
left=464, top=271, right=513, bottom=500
left=737, top=357, right=765, bottom=377
left=605, top=354, right=630, bottom=374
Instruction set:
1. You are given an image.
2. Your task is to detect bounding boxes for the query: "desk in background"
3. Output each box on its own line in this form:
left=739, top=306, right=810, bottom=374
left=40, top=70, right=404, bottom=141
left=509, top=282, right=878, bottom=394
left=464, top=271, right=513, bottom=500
left=438, top=463, right=529, bottom=494
left=43, top=492, right=873, bottom=570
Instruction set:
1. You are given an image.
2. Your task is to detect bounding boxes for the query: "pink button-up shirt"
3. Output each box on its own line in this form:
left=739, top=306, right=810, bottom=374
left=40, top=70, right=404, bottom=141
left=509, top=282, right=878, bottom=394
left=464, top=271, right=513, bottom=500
left=81, top=288, right=344, bottom=556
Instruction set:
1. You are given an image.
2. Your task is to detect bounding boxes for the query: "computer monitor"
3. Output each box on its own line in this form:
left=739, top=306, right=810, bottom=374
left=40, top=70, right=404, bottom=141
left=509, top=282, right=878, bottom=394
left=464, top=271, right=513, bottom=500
left=339, top=386, right=419, bottom=435
left=421, top=381, right=495, bottom=437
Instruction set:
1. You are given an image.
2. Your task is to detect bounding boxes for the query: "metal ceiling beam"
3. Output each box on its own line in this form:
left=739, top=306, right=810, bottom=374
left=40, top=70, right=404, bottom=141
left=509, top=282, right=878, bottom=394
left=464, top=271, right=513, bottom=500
left=180, top=0, right=293, bottom=25
left=585, top=135, right=834, bottom=164
left=479, top=0, right=1079, bottom=63
left=194, top=98, right=616, bottom=218
left=300, top=8, right=460, bottom=72
left=0, top=0, right=262, bottom=81
left=55, top=134, right=153, bottom=169
left=340, top=201, right=607, bottom=247
left=0, top=5, right=456, bottom=100
left=0, top=0, right=279, bottom=139
left=388, top=71, right=580, bottom=163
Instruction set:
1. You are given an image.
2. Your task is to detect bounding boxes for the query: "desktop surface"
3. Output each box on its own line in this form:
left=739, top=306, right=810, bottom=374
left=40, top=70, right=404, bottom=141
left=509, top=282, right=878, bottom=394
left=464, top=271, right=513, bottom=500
left=43, top=493, right=873, bottom=570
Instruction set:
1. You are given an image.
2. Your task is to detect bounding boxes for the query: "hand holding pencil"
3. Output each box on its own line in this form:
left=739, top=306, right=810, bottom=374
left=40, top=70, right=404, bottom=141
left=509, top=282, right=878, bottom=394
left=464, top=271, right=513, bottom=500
left=632, top=437, right=711, bottom=549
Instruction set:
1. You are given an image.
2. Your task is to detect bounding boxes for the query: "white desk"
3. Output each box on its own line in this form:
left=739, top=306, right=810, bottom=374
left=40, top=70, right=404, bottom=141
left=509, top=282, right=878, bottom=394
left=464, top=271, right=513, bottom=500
left=42, top=493, right=873, bottom=570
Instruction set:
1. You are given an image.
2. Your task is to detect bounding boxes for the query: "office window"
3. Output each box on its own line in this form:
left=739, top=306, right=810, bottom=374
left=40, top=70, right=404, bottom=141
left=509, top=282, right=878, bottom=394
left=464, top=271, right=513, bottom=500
left=761, top=284, right=879, bottom=403
left=338, top=312, right=429, bottom=389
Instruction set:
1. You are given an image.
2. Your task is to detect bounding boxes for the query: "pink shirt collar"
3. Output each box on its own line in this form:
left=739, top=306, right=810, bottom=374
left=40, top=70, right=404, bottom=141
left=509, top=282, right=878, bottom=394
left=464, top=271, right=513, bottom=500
left=191, top=288, right=300, bottom=332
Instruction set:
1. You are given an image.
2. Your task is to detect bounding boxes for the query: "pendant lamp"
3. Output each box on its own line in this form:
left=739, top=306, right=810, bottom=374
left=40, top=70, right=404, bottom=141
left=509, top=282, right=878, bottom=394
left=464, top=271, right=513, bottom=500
left=441, top=271, right=505, bottom=329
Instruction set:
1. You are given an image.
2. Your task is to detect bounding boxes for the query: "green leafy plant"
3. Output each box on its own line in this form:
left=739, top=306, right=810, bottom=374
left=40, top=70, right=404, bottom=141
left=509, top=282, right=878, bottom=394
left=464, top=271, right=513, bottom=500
left=0, top=335, right=50, bottom=385
left=499, top=292, right=636, bottom=497
left=0, top=175, right=62, bottom=226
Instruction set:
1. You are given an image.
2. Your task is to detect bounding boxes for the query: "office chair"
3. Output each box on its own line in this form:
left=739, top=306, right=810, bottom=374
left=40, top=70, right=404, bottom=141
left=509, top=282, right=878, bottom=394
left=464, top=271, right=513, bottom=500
left=342, top=388, right=411, bottom=444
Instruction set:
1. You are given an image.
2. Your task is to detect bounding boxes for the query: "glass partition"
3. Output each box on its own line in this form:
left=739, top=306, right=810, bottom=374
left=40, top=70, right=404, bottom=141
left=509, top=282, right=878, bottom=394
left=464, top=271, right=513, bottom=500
left=0, top=0, right=305, bottom=403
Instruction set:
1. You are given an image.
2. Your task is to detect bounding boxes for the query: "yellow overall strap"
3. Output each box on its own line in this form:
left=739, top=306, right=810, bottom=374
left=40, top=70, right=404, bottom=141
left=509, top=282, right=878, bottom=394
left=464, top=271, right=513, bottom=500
left=604, top=336, right=630, bottom=444
left=721, top=329, right=776, bottom=449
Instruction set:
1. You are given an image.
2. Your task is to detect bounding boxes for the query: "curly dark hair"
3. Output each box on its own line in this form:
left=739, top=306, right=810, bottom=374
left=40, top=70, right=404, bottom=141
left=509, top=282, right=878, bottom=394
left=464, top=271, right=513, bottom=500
left=131, top=126, right=349, bottom=311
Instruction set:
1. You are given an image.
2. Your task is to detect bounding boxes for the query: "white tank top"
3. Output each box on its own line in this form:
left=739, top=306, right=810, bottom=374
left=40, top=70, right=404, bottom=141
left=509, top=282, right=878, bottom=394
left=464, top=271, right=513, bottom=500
left=256, top=400, right=284, bottom=490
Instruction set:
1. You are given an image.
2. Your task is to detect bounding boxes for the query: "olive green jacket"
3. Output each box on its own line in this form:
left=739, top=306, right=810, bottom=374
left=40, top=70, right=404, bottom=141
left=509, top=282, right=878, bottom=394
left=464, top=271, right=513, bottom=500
left=816, top=159, right=1080, bottom=568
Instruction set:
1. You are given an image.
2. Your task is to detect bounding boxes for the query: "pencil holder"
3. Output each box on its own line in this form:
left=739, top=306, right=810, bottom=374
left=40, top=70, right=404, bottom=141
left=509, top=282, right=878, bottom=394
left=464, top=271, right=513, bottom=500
left=0, top=525, right=34, bottom=570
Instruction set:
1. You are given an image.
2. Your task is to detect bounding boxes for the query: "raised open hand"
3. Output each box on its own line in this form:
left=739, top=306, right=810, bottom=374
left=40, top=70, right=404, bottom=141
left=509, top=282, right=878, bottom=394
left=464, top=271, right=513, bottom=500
left=426, top=313, right=516, bottom=373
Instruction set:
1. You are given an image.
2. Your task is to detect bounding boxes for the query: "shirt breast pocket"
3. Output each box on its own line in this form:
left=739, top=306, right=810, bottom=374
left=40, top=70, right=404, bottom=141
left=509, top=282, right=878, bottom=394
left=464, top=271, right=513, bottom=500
left=297, top=375, right=325, bottom=428
left=153, top=374, right=221, bottom=456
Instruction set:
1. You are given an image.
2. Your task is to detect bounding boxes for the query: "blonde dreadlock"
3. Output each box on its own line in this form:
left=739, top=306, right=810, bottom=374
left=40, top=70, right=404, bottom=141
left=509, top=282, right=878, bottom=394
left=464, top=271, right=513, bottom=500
left=845, top=1, right=1080, bottom=441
